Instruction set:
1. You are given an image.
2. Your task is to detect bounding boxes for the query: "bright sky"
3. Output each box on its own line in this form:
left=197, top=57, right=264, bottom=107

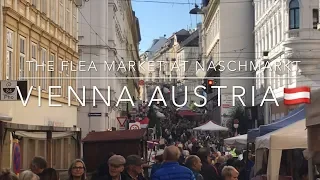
left=132, top=0, right=202, bottom=52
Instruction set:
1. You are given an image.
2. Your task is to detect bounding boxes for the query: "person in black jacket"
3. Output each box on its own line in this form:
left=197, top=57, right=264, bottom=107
left=96, top=155, right=126, bottom=180
left=197, top=148, right=221, bottom=180
left=232, top=160, right=245, bottom=180
left=91, top=153, right=115, bottom=180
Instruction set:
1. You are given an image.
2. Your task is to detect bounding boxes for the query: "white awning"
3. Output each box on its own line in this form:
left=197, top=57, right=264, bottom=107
left=255, top=119, right=307, bottom=150
left=224, top=134, right=247, bottom=146
left=15, top=131, right=74, bottom=140
left=255, top=119, right=307, bottom=180
left=193, top=121, right=228, bottom=131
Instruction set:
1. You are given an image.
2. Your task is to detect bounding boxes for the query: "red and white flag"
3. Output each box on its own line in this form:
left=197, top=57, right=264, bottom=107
left=284, top=86, right=311, bottom=105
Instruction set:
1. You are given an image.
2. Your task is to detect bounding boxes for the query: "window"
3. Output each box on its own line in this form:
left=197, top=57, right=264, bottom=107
left=31, top=43, right=37, bottom=87
left=19, top=36, right=26, bottom=80
left=313, top=9, right=319, bottom=29
left=72, top=4, right=77, bottom=36
left=41, top=0, right=47, bottom=14
left=51, top=0, right=56, bottom=22
left=265, top=28, right=269, bottom=50
left=289, top=0, right=300, bottom=29
left=6, top=29, right=14, bottom=80
left=254, top=3, right=257, bottom=22
left=66, top=0, right=70, bottom=33
left=59, top=0, right=64, bottom=28
left=269, top=21, right=273, bottom=49
left=64, top=61, right=70, bottom=98
left=58, top=58, right=63, bottom=95
left=49, top=53, right=55, bottom=87
left=41, top=48, right=47, bottom=90
left=71, top=63, right=77, bottom=100
left=274, top=16, right=277, bottom=44
left=278, top=12, right=282, bottom=41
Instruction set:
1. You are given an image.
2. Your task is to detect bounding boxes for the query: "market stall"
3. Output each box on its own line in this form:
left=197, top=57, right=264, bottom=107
left=224, top=134, right=247, bottom=147
left=247, top=105, right=305, bottom=143
left=255, top=119, right=307, bottom=180
left=193, top=121, right=228, bottom=131
left=306, top=89, right=320, bottom=179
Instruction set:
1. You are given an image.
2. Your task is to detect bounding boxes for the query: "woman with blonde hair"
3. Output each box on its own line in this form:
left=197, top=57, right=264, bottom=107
left=19, top=170, right=39, bottom=180
left=0, top=169, right=18, bottom=180
left=68, top=159, right=86, bottom=180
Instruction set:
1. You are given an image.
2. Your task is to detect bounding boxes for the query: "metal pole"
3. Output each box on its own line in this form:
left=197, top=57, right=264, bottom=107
left=308, top=128, right=314, bottom=180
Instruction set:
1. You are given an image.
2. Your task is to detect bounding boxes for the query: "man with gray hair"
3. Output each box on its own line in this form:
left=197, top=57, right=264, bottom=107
left=221, top=166, right=239, bottom=180
left=185, top=155, right=203, bottom=180
left=30, top=156, right=47, bottom=176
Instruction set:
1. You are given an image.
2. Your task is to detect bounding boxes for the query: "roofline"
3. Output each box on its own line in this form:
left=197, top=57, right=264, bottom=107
left=82, top=138, right=145, bottom=143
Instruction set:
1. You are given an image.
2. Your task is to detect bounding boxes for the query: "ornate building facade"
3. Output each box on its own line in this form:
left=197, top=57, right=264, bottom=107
left=0, top=0, right=80, bottom=169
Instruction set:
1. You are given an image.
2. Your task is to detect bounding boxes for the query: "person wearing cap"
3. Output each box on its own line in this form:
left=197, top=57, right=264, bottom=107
left=97, top=155, right=126, bottom=180
left=152, top=145, right=195, bottom=180
left=150, top=150, right=164, bottom=176
left=122, top=155, right=146, bottom=180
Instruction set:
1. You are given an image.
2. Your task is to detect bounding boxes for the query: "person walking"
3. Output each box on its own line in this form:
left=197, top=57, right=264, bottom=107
left=30, top=157, right=47, bottom=178
left=197, top=148, right=220, bottom=180
left=122, top=155, right=146, bottom=180
left=151, top=145, right=195, bottom=180
left=185, top=155, right=203, bottom=180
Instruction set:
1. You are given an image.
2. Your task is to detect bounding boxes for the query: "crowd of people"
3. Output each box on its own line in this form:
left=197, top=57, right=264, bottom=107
left=0, top=157, right=86, bottom=180
left=150, top=143, right=254, bottom=180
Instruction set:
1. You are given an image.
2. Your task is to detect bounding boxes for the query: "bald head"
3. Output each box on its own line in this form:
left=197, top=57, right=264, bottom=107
left=163, top=145, right=181, bottom=162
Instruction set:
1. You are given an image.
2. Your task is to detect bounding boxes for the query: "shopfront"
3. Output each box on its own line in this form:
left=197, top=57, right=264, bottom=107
left=306, top=89, right=320, bottom=179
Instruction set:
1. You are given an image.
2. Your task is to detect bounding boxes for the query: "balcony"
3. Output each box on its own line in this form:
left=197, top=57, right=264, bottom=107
left=283, top=29, right=320, bottom=75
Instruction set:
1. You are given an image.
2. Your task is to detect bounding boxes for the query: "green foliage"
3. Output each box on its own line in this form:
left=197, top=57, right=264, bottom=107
left=227, top=101, right=247, bottom=134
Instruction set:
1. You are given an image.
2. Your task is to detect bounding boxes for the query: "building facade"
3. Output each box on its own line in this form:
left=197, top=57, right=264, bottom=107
left=176, top=29, right=202, bottom=105
left=254, top=0, right=320, bottom=123
left=0, top=0, right=80, bottom=169
left=202, top=0, right=255, bottom=126
left=77, top=0, right=141, bottom=139
left=143, top=29, right=190, bottom=102
left=139, top=37, right=167, bottom=101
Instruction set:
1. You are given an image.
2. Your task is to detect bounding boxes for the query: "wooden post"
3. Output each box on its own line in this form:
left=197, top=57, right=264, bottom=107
left=0, top=122, right=4, bottom=170
left=77, top=131, right=81, bottom=158
left=46, top=131, right=52, bottom=167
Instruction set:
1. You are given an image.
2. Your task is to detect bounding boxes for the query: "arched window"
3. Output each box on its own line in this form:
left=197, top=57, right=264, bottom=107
left=289, top=0, right=300, bottom=29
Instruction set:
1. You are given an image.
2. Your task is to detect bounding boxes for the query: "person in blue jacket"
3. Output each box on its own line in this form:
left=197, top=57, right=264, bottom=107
left=152, top=145, right=195, bottom=180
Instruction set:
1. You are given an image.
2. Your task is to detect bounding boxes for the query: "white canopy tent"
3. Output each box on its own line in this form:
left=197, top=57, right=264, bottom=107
left=255, top=119, right=307, bottom=180
left=224, top=134, right=247, bottom=147
left=193, top=121, right=228, bottom=131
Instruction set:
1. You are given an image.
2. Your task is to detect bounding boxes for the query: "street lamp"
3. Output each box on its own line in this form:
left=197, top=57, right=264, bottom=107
left=189, top=4, right=204, bottom=15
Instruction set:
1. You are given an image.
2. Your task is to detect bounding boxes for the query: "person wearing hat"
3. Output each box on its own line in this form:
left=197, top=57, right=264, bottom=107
left=150, top=150, right=164, bottom=176
left=122, top=155, right=146, bottom=180
left=97, top=155, right=126, bottom=180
